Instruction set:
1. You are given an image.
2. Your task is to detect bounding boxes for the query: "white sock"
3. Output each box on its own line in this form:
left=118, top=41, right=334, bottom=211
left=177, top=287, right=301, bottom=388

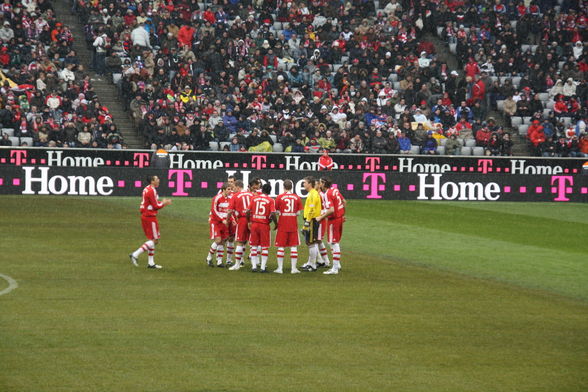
left=277, top=247, right=285, bottom=270
left=308, top=244, right=318, bottom=268
left=206, top=242, right=218, bottom=261
left=133, top=240, right=154, bottom=258
left=331, top=243, right=341, bottom=270
left=226, top=241, right=234, bottom=262
left=147, top=246, right=155, bottom=266
left=260, top=247, right=269, bottom=270
left=319, top=242, right=330, bottom=265
left=290, top=247, right=298, bottom=270
left=216, top=245, right=224, bottom=264
left=251, top=247, right=259, bottom=269
left=235, top=245, right=244, bottom=265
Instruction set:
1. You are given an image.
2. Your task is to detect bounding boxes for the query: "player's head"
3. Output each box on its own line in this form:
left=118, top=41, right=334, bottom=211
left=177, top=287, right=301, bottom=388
left=320, top=177, right=332, bottom=190
left=303, top=176, right=316, bottom=191
left=227, top=175, right=236, bottom=188
left=234, top=179, right=243, bottom=190
left=283, top=179, right=293, bottom=191
left=220, top=182, right=230, bottom=195
left=147, top=175, right=160, bottom=187
left=261, top=183, right=272, bottom=195
left=249, top=178, right=261, bottom=191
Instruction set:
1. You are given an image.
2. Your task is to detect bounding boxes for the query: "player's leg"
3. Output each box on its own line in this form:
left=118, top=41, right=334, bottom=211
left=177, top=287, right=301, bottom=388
left=324, top=218, right=342, bottom=275
left=131, top=217, right=156, bottom=266
left=249, top=224, right=260, bottom=271
left=206, top=223, right=222, bottom=266
left=146, top=221, right=162, bottom=269
left=226, top=239, right=235, bottom=266
left=290, top=246, right=300, bottom=274
left=275, top=247, right=285, bottom=273
left=318, top=241, right=330, bottom=267
left=216, top=241, right=225, bottom=267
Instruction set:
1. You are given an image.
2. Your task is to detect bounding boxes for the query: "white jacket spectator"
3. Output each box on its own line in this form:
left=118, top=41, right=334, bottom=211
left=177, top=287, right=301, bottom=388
left=562, top=78, right=577, bottom=97
left=0, top=22, right=14, bottom=42
left=131, top=24, right=151, bottom=48
left=59, top=65, right=75, bottom=82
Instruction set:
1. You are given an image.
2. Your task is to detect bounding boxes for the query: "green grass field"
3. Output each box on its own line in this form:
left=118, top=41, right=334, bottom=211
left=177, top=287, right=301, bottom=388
left=1, top=196, right=587, bottom=392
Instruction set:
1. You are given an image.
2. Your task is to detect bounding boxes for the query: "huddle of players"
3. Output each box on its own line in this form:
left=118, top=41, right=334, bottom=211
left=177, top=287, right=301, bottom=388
left=205, top=175, right=346, bottom=275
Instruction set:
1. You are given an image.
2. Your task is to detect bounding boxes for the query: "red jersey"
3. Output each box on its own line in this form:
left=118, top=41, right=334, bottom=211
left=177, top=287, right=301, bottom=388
left=140, top=185, right=165, bottom=217
left=249, top=194, right=276, bottom=224
left=209, top=193, right=229, bottom=223
left=275, top=191, right=303, bottom=232
left=326, top=187, right=346, bottom=219
left=319, top=190, right=331, bottom=214
left=229, top=190, right=254, bottom=218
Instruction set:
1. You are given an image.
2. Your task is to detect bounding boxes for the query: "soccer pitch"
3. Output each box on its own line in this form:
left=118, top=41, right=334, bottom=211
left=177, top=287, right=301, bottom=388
left=1, top=196, right=587, bottom=392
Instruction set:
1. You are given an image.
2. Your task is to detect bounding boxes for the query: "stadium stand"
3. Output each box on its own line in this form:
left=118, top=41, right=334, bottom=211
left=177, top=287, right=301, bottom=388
left=0, top=0, right=123, bottom=148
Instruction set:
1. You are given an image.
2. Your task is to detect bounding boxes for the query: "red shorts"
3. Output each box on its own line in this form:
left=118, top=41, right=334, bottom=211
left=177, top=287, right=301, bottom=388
left=318, top=219, right=328, bottom=241
left=249, top=222, right=271, bottom=247
left=275, top=230, right=300, bottom=247
left=141, top=216, right=160, bottom=240
left=235, top=217, right=250, bottom=243
left=210, top=220, right=229, bottom=240
left=228, top=219, right=236, bottom=237
left=327, top=217, right=344, bottom=243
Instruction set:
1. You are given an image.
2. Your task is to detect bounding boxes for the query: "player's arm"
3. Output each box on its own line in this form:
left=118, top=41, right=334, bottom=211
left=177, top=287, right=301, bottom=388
left=150, top=189, right=170, bottom=209
left=317, top=205, right=334, bottom=222
left=210, top=196, right=223, bottom=222
left=270, top=211, right=278, bottom=230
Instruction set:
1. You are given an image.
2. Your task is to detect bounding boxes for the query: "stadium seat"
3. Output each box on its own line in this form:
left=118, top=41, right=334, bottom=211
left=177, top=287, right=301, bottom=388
left=521, top=44, right=531, bottom=53
left=270, top=134, right=277, bottom=143
left=393, top=81, right=401, bottom=90
left=436, top=26, right=443, bottom=37
left=449, top=43, right=457, bottom=54
left=512, top=76, right=521, bottom=86
left=472, top=147, right=485, bottom=156
left=273, top=22, right=282, bottom=31
left=20, top=137, right=33, bottom=146
left=538, top=93, right=549, bottom=102
left=272, top=143, right=284, bottom=152
left=8, top=136, right=19, bottom=146
left=518, top=124, right=529, bottom=136
left=543, top=108, right=551, bottom=117
left=341, top=56, right=349, bottom=63
left=2, top=128, right=14, bottom=136
left=389, top=73, right=398, bottom=82
left=561, top=117, right=572, bottom=126
left=409, top=145, right=420, bottom=154
left=460, top=146, right=472, bottom=155
left=333, top=64, right=342, bottom=72
left=522, top=116, right=532, bottom=124
left=546, top=101, right=554, bottom=110
left=439, top=138, right=447, bottom=146
left=497, top=100, right=504, bottom=111
left=219, top=142, right=230, bottom=150
left=511, top=117, right=523, bottom=127
left=209, top=141, right=219, bottom=151
left=465, top=139, right=476, bottom=148
left=436, top=146, right=446, bottom=155
left=112, top=73, right=122, bottom=84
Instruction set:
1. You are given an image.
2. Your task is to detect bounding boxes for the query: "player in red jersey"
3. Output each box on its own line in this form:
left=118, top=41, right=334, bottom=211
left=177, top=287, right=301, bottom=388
left=274, top=179, right=303, bottom=274
left=227, top=179, right=259, bottom=271
left=224, top=176, right=237, bottom=266
left=319, top=177, right=346, bottom=274
left=247, top=183, right=276, bottom=272
left=206, top=183, right=231, bottom=267
left=129, top=175, right=172, bottom=269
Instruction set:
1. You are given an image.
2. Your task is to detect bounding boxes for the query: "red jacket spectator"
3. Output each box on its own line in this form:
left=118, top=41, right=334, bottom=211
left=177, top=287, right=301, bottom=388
left=527, top=121, right=544, bottom=140
left=464, top=59, right=480, bottom=78
left=475, top=127, right=492, bottom=146
left=554, top=98, right=568, bottom=114
left=177, top=25, right=195, bottom=47
left=472, top=79, right=486, bottom=103
left=318, top=151, right=334, bottom=170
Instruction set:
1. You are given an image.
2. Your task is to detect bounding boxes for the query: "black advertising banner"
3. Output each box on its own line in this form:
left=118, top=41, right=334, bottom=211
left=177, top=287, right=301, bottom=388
left=0, top=166, right=586, bottom=202
left=1, top=147, right=587, bottom=176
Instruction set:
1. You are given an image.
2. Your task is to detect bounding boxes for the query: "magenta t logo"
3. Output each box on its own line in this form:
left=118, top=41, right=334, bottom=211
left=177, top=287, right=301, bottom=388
left=477, top=159, right=493, bottom=174
left=551, top=176, right=573, bottom=202
left=362, top=173, right=386, bottom=199
left=10, top=150, right=27, bottom=165
left=365, top=157, right=381, bottom=172
left=168, top=170, right=193, bottom=196
left=251, top=155, right=267, bottom=169
left=133, top=153, right=150, bottom=168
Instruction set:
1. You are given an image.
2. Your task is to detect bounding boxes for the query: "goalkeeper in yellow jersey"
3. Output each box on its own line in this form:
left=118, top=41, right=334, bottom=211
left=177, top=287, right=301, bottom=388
left=301, top=176, right=322, bottom=271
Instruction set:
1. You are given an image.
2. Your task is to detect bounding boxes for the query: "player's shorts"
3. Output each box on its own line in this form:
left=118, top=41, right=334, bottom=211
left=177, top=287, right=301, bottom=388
left=318, top=218, right=328, bottom=241
left=141, top=216, right=160, bottom=240
left=303, top=218, right=320, bottom=244
left=275, top=230, right=300, bottom=247
left=327, top=217, right=344, bottom=243
left=228, top=219, right=236, bottom=237
left=210, top=221, right=229, bottom=240
left=235, top=217, right=250, bottom=243
left=249, top=222, right=271, bottom=247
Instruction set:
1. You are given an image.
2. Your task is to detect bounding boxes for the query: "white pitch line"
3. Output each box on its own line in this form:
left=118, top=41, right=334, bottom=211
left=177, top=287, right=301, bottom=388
left=0, top=273, right=18, bottom=296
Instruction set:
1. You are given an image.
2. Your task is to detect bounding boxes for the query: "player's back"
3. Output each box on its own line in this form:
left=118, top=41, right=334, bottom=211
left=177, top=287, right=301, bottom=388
left=276, top=192, right=302, bottom=232
left=327, top=187, right=345, bottom=218
left=233, top=190, right=254, bottom=218
left=250, top=194, right=275, bottom=224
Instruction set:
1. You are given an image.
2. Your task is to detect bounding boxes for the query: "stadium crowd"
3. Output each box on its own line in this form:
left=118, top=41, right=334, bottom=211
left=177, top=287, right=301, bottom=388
left=437, top=0, right=588, bottom=156
left=76, top=0, right=587, bottom=156
left=0, top=0, right=124, bottom=149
